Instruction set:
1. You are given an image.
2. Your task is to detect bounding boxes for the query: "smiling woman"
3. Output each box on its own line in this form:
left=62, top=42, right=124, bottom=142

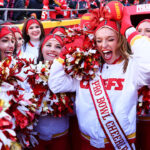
left=37, top=34, right=63, bottom=63
left=0, top=26, right=16, bottom=61
left=20, top=18, right=45, bottom=63
left=32, top=34, right=72, bottom=150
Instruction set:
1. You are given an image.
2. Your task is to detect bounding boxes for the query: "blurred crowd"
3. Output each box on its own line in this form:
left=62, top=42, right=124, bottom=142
left=0, top=0, right=150, bottom=22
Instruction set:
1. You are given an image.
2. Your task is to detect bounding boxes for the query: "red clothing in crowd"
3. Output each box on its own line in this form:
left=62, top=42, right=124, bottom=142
left=42, top=0, right=70, bottom=20
left=0, top=0, right=4, bottom=6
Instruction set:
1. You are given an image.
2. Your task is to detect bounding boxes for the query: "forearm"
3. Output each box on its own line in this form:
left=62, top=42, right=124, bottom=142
left=49, top=58, right=77, bottom=93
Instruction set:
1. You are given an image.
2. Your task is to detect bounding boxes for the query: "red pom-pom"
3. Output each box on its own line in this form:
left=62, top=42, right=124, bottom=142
left=104, top=1, right=124, bottom=21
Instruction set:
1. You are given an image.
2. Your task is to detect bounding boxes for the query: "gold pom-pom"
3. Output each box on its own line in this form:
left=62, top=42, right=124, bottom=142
left=10, top=142, right=22, bottom=150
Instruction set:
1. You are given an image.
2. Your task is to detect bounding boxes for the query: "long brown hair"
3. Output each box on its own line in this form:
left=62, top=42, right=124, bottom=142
left=116, top=32, right=131, bottom=73
left=22, top=17, right=45, bottom=51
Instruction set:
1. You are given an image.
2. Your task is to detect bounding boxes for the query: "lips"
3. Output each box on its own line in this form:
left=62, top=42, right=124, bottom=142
left=4, top=51, right=13, bottom=57
left=32, top=32, right=40, bottom=36
left=47, top=53, right=57, bottom=57
left=102, top=50, right=112, bottom=60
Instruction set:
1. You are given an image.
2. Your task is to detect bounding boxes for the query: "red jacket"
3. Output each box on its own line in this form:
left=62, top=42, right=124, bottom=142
left=0, top=0, right=4, bottom=6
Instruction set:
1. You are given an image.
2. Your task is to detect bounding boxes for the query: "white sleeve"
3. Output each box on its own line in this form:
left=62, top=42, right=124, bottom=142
left=128, top=30, right=150, bottom=86
left=48, top=58, right=78, bottom=93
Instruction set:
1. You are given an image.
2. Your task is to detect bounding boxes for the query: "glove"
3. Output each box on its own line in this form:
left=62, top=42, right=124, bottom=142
left=59, top=36, right=84, bottom=59
left=103, top=1, right=124, bottom=21
left=59, top=46, right=69, bottom=60
left=120, top=6, right=133, bottom=36
left=55, top=6, right=61, bottom=11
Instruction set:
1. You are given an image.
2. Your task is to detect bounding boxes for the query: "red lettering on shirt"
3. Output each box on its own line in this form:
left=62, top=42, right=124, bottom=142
left=103, top=78, right=124, bottom=90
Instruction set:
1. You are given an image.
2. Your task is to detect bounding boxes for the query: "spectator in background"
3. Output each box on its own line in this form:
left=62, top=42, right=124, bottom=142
left=0, top=0, right=5, bottom=20
left=48, top=0, right=69, bottom=19
left=27, top=0, right=43, bottom=20
left=89, top=0, right=98, bottom=9
left=5, top=0, right=26, bottom=21
left=96, top=0, right=100, bottom=8
left=77, top=0, right=89, bottom=17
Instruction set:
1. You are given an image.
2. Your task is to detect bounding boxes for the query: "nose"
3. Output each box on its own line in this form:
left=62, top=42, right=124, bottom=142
left=101, top=40, right=107, bottom=48
left=9, top=41, right=15, bottom=50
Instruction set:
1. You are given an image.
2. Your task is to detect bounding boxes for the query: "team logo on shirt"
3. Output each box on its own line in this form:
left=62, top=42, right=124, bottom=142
left=103, top=78, right=125, bottom=90
left=80, top=78, right=124, bottom=90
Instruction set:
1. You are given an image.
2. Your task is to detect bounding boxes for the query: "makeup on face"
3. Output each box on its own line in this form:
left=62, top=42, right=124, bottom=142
left=0, top=33, right=15, bottom=60
left=95, top=27, right=120, bottom=64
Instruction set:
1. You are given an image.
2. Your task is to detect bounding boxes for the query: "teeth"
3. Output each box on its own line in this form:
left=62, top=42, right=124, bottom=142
left=5, top=51, right=13, bottom=54
left=103, top=51, right=111, bottom=54
left=47, top=53, right=56, bottom=57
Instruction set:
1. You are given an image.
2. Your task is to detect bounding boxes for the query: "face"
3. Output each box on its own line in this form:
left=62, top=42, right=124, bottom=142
left=95, top=27, right=120, bottom=64
left=137, top=21, right=150, bottom=38
left=27, top=23, right=41, bottom=41
left=54, top=31, right=66, bottom=39
left=0, top=33, right=15, bottom=60
left=15, top=32, right=23, bottom=51
left=42, top=38, right=62, bottom=62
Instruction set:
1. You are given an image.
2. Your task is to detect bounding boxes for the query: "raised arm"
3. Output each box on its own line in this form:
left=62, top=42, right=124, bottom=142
left=49, top=58, right=78, bottom=94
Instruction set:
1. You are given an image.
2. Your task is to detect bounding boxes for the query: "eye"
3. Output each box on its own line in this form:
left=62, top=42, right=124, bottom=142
left=55, top=45, right=62, bottom=49
left=18, top=37, right=22, bottom=40
left=145, top=29, right=150, bottom=33
left=108, top=38, right=114, bottom=42
left=46, top=44, right=51, bottom=47
left=96, top=39, right=102, bottom=43
left=36, top=25, right=40, bottom=29
left=1, top=39, right=8, bottom=42
left=11, top=39, right=15, bottom=44
left=29, top=26, right=33, bottom=30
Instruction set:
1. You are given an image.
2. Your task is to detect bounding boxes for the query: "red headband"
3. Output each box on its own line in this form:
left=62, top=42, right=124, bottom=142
left=136, top=19, right=150, bottom=30
left=41, top=34, right=63, bottom=51
left=95, top=20, right=119, bottom=33
left=26, top=19, right=40, bottom=32
left=0, top=26, right=14, bottom=39
left=11, top=27, right=23, bottom=38
left=52, top=27, right=66, bottom=35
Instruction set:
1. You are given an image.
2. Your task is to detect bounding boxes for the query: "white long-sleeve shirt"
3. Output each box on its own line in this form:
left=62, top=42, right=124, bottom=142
left=49, top=28, right=150, bottom=148
left=20, top=41, right=40, bottom=63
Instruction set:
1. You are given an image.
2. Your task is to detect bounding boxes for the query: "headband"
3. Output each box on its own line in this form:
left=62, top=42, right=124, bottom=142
left=136, top=19, right=150, bottom=30
left=95, top=20, right=119, bottom=33
left=41, top=34, right=63, bottom=51
left=26, top=19, right=40, bottom=32
left=0, top=26, right=14, bottom=39
left=11, top=27, right=23, bottom=38
left=52, top=27, right=66, bottom=35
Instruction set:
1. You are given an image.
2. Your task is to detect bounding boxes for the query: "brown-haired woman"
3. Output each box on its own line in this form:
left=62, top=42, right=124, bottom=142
left=49, top=6, right=150, bottom=150
left=20, top=18, right=45, bottom=63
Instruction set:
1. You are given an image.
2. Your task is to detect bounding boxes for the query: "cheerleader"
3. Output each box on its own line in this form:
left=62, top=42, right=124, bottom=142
left=136, top=19, right=150, bottom=150
left=50, top=26, right=67, bottom=39
left=21, top=18, right=45, bottom=63
left=0, top=25, right=16, bottom=61
left=11, top=26, right=23, bottom=57
left=32, top=34, right=71, bottom=150
left=49, top=3, right=150, bottom=150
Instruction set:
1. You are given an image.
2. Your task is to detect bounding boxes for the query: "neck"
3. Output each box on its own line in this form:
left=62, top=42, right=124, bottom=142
left=112, top=56, right=122, bottom=64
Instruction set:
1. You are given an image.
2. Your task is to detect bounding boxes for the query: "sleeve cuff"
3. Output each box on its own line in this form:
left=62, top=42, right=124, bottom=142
left=125, top=27, right=136, bottom=39
left=56, top=57, right=64, bottom=64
